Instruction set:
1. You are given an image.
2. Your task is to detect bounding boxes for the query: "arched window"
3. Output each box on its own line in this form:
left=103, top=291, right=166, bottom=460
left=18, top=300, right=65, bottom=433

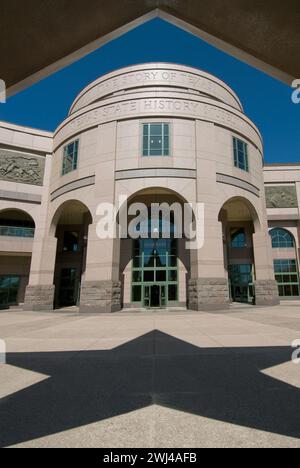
left=270, top=228, right=295, bottom=248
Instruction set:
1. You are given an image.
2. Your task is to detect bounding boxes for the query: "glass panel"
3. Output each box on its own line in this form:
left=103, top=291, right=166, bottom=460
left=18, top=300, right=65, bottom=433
left=231, top=228, right=246, bottom=248
left=133, top=271, right=142, bottom=283
left=143, top=123, right=170, bottom=156
left=58, top=268, right=77, bottom=306
left=161, top=285, right=167, bottom=307
left=62, top=140, right=79, bottom=175
left=169, top=256, right=177, bottom=267
left=273, top=259, right=300, bottom=296
left=270, top=229, right=294, bottom=248
left=156, top=270, right=166, bottom=282
left=63, top=231, right=79, bottom=252
left=132, top=286, right=142, bottom=302
left=233, top=137, right=248, bottom=172
left=144, top=271, right=155, bottom=282
left=168, top=285, right=178, bottom=301
left=168, top=270, right=177, bottom=281
left=132, top=229, right=178, bottom=307
left=0, top=276, right=20, bottom=305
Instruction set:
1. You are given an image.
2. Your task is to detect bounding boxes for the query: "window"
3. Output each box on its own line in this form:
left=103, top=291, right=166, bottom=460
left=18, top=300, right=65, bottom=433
left=274, top=259, right=300, bottom=297
left=0, top=219, right=35, bottom=238
left=231, top=228, right=246, bottom=248
left=0, top=276, right=20, bottom=305
left=270, top=228, right=295, bottom=248
left=143, top=123, right=170, bottom=156
left=233, top=137, right=249, bottom=172
left=63, top=231, right=80, bottom=252
left=62, top=140, right=79, bottom=175
left=132, top=238, right=178, bottom=304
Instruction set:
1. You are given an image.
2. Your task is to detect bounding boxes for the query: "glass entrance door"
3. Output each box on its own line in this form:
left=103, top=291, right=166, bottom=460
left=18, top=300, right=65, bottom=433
left=143, top=284, right=167, bottom=309
left=132, top=237, right=178, bottom=308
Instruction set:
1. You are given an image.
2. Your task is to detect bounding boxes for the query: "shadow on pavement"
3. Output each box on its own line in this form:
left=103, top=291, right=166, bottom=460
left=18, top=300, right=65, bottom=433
left=0, top=330, right=299, bottom=447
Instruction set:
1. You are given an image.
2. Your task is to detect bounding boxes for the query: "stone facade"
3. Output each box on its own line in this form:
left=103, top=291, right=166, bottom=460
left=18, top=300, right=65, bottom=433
left=254, top=280, right=280, bottom=306
left=188, top=278, right=230, bottom=311
left=79, top=281, right=122, bottom=313
left=23, top=285, right=55, bottom=311
left=1, top=64, right=300, bottom=313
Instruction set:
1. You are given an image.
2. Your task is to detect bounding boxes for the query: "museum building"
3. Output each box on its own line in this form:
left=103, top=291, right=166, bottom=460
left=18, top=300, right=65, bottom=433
left=0, top=63, right=299, bottom=312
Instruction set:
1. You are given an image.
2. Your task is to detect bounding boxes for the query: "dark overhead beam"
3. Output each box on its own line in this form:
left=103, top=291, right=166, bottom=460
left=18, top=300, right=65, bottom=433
left=1, top=1, right=299, bottom=97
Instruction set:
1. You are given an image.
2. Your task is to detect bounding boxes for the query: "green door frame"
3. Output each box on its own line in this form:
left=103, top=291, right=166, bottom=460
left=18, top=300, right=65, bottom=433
left=131, top=238, right=178, bottom=308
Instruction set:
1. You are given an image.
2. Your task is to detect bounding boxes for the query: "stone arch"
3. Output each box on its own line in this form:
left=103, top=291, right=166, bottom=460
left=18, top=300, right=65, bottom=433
left=116, top=186, right=196, bottom=309
left=0, top=207, right=36, bottom=230
left=218, top=196, right=261, bottom=305
left=49, top=199, right=93, bottom=237
left=49, top=200, right=93, bottom=308
left=218, top=196, right=261, bottom=232
left=0, top=208, right=36, bottom=308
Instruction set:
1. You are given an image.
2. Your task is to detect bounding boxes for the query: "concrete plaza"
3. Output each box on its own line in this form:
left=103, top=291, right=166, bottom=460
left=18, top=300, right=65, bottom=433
left=0, top=303, right=300, bottom=448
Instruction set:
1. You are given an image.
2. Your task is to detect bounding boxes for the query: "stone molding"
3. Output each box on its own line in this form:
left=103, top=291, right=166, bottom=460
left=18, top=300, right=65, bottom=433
left=216, top=173, right=260, bottom=197
left=51, top=175, right=95, bottom=201
left=115, top=168, right=196, bottom=181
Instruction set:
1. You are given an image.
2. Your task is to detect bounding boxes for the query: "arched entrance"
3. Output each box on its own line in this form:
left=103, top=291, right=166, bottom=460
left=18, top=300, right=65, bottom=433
left=51, top=200, right=92, bottom=308
left=0, top=209, right=35, bottom=307
left=219, top=197, right=259, bottom=304
left=118, top=188, right=192, bottom=309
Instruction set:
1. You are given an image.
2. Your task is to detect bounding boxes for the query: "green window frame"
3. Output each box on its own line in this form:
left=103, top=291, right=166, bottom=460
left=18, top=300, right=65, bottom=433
left=270, top=228, right=295, bottom=248
left=131, top=238, right=178, bottom=304
left=62, top=140, right=79, bottom=175
left=233, top=137, right=249, bottom=172
left=142, top=123, right=170, bottom=156
left=274, top=259, right=300, bottom=297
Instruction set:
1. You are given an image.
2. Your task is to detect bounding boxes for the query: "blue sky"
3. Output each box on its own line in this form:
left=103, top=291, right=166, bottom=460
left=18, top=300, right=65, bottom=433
left=0, top=18, right=299, bottom=164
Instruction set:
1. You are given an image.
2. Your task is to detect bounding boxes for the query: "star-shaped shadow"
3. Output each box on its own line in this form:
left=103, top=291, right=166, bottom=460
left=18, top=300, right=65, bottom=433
left=0, top=330, right=300, bottom=447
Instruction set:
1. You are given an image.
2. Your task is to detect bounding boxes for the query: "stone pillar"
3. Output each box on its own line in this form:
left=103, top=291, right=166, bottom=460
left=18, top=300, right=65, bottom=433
left=24, top=154, right=57, bottom=311
left=253, top=230, right=280, bottom=306
left=188, top=120, right=229, bottom=311
left=23, top=236, right=57, bottom=310
left=79, top=226, right=121, bottom=313
left=79, top=121, right=121, bottom=313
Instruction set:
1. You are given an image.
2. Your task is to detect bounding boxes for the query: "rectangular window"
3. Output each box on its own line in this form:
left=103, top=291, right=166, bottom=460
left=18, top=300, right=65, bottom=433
left=63, top=231, right=80, bottom=252
left=62, top=140, right=79, bottom=175
left=143, top=123, right=170, bottom=156
left=274, top=259, right=300, bottom=297
left=233, top=137, right=249, bottom=172
left=0, top=276, right=20, bottom=305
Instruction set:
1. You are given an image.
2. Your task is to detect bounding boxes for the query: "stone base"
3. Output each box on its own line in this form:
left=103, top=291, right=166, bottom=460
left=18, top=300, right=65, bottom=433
left=188, top=278, right=230, bottom=311
left=79, top=281, right=122, bottom=313
left=23, top=285, right=55, bottom=311
left=254, top=280, right=280, bottom=306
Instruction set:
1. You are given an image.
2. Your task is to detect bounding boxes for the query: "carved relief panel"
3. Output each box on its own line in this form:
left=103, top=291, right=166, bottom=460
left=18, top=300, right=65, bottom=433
left=0, top=149, right=45, bottom=186
left=265, top=186, right=298, bottom=209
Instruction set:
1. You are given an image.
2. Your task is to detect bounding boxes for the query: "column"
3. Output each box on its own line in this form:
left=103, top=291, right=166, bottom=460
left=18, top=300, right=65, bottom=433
left=79, top=122, right=121, bottom=313
left=24, top=154, right=57, bottom=311
left=188, top=121, right=229, bottom=311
